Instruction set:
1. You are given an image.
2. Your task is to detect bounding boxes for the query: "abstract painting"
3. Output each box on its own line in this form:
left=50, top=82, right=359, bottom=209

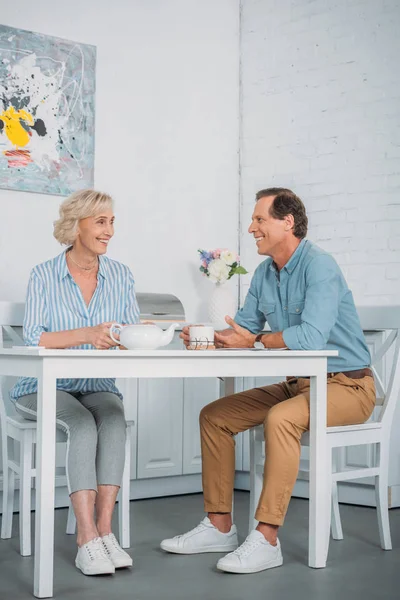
left=0, top=25, right=96, bottom=196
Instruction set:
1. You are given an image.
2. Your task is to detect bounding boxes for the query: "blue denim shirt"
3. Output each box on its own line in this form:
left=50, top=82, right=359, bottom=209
left=235, top=239, right=370, bottom=373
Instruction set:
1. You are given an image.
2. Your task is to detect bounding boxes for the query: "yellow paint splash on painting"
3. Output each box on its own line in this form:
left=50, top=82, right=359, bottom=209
left=0, top=106, right=34, bottom=148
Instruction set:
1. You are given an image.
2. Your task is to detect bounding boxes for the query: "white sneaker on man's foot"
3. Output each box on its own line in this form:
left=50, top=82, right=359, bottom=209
left=101, top=533, right=133, bottom=568
left=75, top=537, right=115, bottom=575
left=160, top=517, right=238, bottom=554
left=217, top=530, right=283, bottom=574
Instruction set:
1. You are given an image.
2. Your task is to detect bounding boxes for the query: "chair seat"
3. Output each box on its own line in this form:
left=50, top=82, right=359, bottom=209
left=7, top=412, right=135, bottom=428
left=7, top=413, right=37, bottom=429
left=7, top=414, right=134, bottom=442
left=7, top=414, right=68, bottom=442
left=299, top=422, right=381, bottom=446
left=254, top=418, right=382, bottom=447
left=326, top=421, right=382, bottom=435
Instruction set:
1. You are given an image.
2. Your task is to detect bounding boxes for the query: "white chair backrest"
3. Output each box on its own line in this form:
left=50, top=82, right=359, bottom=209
left=358, top=306, right=400, bottom=428
left=0, top=302, right=25, bottom=422
left=0, top=302, right=25, bottom=329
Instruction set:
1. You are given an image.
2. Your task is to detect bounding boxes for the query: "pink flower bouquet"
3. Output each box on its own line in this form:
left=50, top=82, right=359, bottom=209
left=198, top=248, right=248, bottom=283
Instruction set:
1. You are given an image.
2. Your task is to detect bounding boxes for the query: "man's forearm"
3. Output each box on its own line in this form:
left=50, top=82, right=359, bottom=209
left=258, top=331, right=287, bottom=348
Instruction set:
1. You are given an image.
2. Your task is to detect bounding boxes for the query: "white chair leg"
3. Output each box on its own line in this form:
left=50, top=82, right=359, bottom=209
left=1, top=468, right=9, bottom=538
left=331, top=449, right=343, bottom=540
left=375, top=443, right=392, bottom=550
left=249, top=427, right=263, bottom=534
left=19, top=430, right=33, bottom=556
left=1, top=433, right=10, bottom=539
left=249, top=428, right=256, bottom=533
left=1, top=467, right=15, bottom=539
left=118, top=426, right=131, bottom=548
left=1, top=438, right=16, bottom=540
left=66, top=500, right=77, bottom=535
left=331, top=481, right=343, bottom=540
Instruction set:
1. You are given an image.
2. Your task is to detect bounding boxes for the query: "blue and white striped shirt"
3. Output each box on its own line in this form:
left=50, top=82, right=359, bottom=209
left=10, top=250, right=140, bottom=401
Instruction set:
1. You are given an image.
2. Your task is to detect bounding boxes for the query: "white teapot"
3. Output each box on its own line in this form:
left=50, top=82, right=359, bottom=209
left=109, top=322, right=179, bottom=350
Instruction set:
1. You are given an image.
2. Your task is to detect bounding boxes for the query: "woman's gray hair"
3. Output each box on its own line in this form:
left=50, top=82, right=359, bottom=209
left=53, top=189, right=113, bottom=245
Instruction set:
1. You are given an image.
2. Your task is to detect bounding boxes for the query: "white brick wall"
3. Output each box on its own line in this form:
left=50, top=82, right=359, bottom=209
left=239, top=0, right=400, bottom=306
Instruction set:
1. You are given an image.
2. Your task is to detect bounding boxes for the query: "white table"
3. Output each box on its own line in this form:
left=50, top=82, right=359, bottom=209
left=0, top=346, right=337, bottom=598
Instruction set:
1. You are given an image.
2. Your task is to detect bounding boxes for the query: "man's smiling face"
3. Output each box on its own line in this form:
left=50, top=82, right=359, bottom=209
left=248, top=195, right=291, bottom=257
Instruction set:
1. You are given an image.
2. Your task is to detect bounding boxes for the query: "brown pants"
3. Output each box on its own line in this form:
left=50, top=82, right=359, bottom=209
left=200, top=373, right=376, bottom=526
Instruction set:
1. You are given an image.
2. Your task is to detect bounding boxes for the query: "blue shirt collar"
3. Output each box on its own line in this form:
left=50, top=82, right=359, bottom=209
left=269, top=238, right=307, bottom=275
left=58, top=249, right=107, bottom=280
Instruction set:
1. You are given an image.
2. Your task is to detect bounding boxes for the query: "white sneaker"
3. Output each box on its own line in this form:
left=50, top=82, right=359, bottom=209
left=217, top=530, right=283, bottom=574
left=75, top=537, right=115, bottom=575
left=101, top=533, right=133, bottom=568
left=160, top=517, right=238, bottom=554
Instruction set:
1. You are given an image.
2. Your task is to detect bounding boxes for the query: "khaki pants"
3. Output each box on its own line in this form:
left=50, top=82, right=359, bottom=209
left=200, top=373, right=376, bottom=526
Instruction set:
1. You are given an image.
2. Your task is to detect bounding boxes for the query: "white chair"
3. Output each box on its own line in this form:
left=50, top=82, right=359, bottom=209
left=248, top=305, right=400, bottom=552
left=0, top=301, right=133, bottom=555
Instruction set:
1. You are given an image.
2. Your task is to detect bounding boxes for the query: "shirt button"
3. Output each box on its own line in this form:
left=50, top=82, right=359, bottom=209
left=284, top=306, right=287, bottom=311
left=295, top=308, right=300, bottom=312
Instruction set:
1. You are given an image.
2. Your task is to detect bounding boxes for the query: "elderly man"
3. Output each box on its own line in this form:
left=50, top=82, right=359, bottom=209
left=161, top=188, right=375, bottom=574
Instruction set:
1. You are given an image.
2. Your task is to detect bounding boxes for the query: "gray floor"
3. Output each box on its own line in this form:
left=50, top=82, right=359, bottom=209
left=0, top=492, right=399, bottom=600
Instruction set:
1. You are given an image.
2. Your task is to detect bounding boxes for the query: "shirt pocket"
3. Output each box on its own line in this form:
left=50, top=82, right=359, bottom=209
left=258, top=301, right=278, bottom=331
left=288, top=300, right=305, bottom=326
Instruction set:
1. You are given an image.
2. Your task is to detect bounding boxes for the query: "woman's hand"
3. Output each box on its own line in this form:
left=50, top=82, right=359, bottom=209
left=180, top=324, right=205, bottom=348
left=180, top=325, right=191, bottom=349
left=86, top=322, right=119, bottom=349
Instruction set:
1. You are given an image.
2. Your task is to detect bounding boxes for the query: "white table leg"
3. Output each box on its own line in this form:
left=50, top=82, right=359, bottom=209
left=34, top=362, right=56, bottom=598
left=219, top=377, right=236, bottom=516
left=119, top=426, right=131, bottom=548
left=220, top=376, right=235, bottom=398
left=308, top=366, right=329, bottom=568
left=20, top=429, right=34, bottom=556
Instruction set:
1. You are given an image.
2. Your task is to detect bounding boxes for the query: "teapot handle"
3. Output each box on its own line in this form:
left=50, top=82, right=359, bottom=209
left=109, top=323, right=123, bottom=345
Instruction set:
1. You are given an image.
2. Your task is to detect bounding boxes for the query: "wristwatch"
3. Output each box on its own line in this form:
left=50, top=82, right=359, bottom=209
left=254, top=333, right=264, bottom=347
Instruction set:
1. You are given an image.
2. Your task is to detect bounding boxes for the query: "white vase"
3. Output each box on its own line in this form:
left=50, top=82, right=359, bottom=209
left=208, top=282, right=237, bottom=330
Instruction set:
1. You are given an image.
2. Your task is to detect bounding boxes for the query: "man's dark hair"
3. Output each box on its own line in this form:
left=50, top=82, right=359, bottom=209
left=255, top=187, right=308, bottom=239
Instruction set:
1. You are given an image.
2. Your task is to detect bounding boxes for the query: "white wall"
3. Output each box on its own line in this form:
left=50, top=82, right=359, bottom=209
left=3, top=0, right=399, bottom=314
left=240, top=0, right=400, bottom=305
left=0, top=0, right=240, bottom=322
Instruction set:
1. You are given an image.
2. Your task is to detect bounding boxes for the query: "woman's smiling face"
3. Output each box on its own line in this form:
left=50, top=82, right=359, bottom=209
left=76, top=210, right=115, bottom=255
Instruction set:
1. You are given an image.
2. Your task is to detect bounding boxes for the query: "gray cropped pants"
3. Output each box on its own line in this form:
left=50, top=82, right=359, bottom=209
left=15, top=391, right=127, bottom=495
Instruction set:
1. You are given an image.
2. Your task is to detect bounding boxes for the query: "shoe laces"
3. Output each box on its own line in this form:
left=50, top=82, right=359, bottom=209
left=176, top=520, right=208, bottom=539
left=103, top=533, right=121, bottom=554
left=85, top=537, right=108, bottom=561
left=231, top=537, right=262, bottom=558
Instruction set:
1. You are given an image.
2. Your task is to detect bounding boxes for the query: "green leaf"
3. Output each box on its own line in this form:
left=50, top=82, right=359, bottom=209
left=232, top=266, right=248, bottom=275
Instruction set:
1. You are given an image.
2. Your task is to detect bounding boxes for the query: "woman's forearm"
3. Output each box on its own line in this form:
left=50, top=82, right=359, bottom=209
left=39, top=328, right=89, bottom=349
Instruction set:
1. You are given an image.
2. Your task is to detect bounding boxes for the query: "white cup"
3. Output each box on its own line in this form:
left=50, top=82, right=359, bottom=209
left=189, top=325, right=214, bottom=349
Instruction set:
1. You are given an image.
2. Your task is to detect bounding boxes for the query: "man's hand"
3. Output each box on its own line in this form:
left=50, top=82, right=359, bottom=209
left=214, top=316, right=256, bottom=348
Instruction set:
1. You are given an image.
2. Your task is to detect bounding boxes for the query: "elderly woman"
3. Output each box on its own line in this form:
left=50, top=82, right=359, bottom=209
left=10, top=189, right=139, bottom=576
